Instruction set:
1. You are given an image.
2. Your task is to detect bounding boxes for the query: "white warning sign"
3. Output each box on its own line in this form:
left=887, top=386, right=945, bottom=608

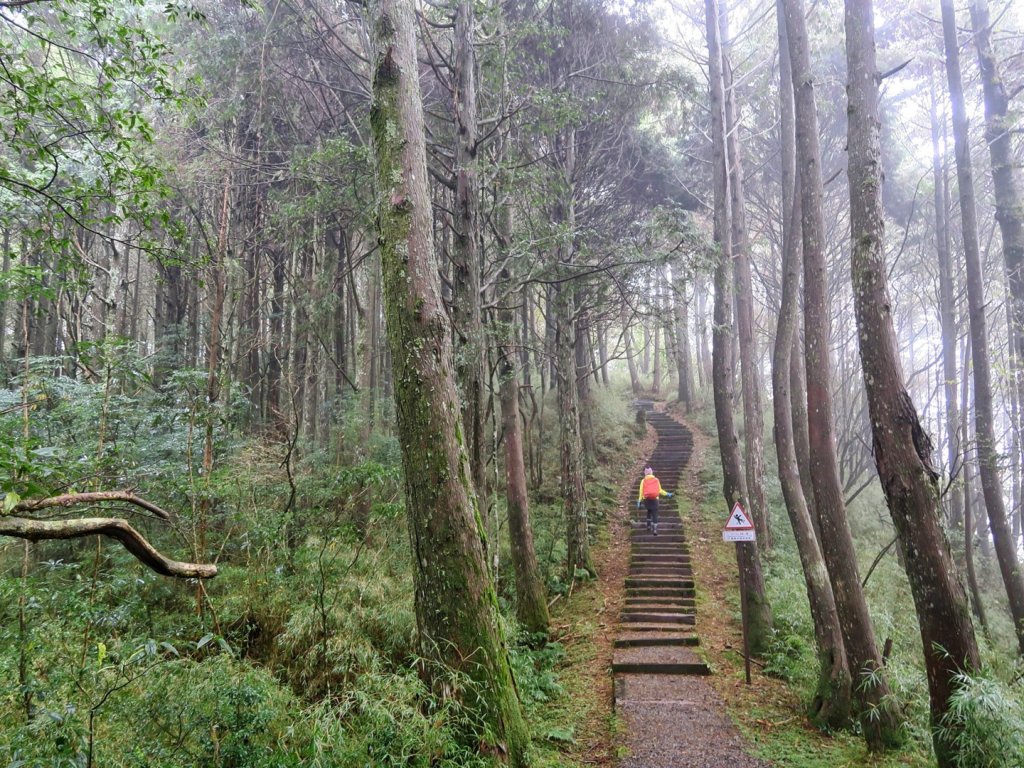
left=723, top=502, right=756, bottom=542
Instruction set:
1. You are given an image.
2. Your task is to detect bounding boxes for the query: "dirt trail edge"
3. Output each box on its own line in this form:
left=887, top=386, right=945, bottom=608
left=613, top=402, right=771, bottom=768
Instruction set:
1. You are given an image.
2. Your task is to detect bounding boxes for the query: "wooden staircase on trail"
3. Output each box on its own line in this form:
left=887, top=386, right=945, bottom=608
left=614, top=403, right=708, bottom=684
left=614, top=403, right=770, bottom=768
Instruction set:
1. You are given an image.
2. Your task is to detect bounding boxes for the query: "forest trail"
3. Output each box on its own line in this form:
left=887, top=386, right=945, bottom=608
left=613, top=402, right=770, bottom=768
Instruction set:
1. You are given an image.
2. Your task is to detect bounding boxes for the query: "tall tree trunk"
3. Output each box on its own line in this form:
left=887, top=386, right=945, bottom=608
left=970, top=0, right=1024, bottom=429
left=672, top=266, right=693, bottom=410
left=696, top=276, right=710, bottom=390
left=786, top=0, right=902, bottom=746
left=930, top=75, right=963, bottom=528
left=961, top=351, right=990, bottom=633
left=575, top=309, right=597, bottom=464
left=652, top=278, right=662, bottom=396
left=773, top=0, right=851, bottom=727
left=368, top=2, right=529, bottom=760
left=1, top=228, right=10, bottom=375
left=941, top=0, right=1024, bottom=654
left=722, top=3, right=769, bottom=549
left=623, top=308, right=641, bottom=395
left=597, top=321, right=610, bottom=386
left=706, top=0, right=772, bottom=655
left=845, top=3, right=979, bottom=762
left=452, top=0, right=487, bottom=499
left=790, top=326, right=815, bottom=520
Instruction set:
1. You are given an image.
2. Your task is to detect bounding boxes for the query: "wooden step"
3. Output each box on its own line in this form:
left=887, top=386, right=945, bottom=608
left=612, top=646, right=710, bottom=675
left=614, top=634, right=699, bottom=648
left=625, top=577, right=695, bottom=589
left=620, top=612, right=696, bottom=625
left=622, top=589, right=696, bottom=602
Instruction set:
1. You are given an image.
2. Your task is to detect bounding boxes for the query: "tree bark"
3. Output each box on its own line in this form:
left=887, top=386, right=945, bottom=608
left=0, top=228, right=9, bottom=374
left=706, top=0, right=772, bottom=654
left=785, top=0, right=902, bottom=746
left=929, top=75, right=962, bottom=528
left=845, top=3, right=980, bottom=762
left=773, top=0, right=851, bottom=728
left=941, top=0, right=1024, bottom=654
left=970, top=0, right=1024, bottom=431
left=722, top=4, right=769, bottom=549
left=576, top=309, right=597, bottom=464
left=960, top=353, right=990, bottom=633
left=623, top=307, right=641, bottom=395
left=672, top=265, right=693, bottom=410
left=368, top=2, right=530, bottom=760
left=452, top=0, right=487, bottom=499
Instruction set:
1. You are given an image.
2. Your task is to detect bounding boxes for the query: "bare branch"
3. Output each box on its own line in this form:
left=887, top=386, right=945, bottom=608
left=13, top=491, right=174, bottom=520
left=0, top=517, right=216, bottom=579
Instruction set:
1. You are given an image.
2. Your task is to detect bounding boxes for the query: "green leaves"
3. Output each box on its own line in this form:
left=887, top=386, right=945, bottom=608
left=3, top=490, right=19, bottom=514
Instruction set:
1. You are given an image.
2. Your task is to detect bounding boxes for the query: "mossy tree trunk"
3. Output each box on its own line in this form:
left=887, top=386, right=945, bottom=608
left=772, top=0, right=851, bottom=729
left=705, top=0, right=772, bottom=655
left=941, top=0, right=1024, bottom=655
left=786, top=0, right=903, bottom=747
left=368, top=1, right=530, bottom=761
left=845, top=2, right=980, bottom=764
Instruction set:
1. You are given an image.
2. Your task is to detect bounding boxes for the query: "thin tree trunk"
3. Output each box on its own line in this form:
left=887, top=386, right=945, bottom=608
left=576, top=309, right=597, bottom=464
left=941, top=0, right=1024, bottom=654
left=0, top=228, right=9, bottom=373
left=672, top=267, right=693, bottom=410
left=786, top=0, right=902, bottom=746
left=652, top=278, right=662, bottom=396
left=845, top=4, right=979, bottom=762
left=773, top=0, right=851, bottom=727
left=452, top=0, right=487, bottom=498
left=961, top=349, right=989, bottom=633
left=368, top=2, right=529, bottom=759
left=597, top=321, right=610, bottom=386
left=706, top=0, right=772, bottom=654
left=623, top=307, right=641, bottom=395
left=930, top=75, right=963, bottom=528
left=722, top=4, right=769, bottom=549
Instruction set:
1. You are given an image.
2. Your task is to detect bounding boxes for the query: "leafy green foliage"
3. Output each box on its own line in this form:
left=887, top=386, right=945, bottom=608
left=936, top=672, right=1024, bottom=768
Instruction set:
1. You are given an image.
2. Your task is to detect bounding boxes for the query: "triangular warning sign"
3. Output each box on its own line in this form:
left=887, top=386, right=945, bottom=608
left=725, top=502, right=754, bottom=530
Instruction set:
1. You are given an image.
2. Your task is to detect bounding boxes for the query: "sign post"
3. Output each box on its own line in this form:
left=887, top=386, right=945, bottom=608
left=723, top=501, right=755, bottom=684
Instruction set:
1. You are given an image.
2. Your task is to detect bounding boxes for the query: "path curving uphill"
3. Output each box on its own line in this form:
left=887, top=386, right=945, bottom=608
left=614, top=403, right=770, bottom=768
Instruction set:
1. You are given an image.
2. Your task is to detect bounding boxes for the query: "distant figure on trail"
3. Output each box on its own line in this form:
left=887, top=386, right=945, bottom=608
left=637, top=466, right=672, bottom=535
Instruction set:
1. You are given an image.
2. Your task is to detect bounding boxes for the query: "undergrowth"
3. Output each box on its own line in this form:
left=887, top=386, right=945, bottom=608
left=0, top=368, right=639, bottom=766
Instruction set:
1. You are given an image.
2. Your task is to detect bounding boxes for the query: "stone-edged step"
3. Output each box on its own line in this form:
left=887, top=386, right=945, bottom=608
left=622, top=606, right=696, bottom=618
left=630, top=538, right=687, bottom=547
left=620, top=611, right=696, bottom=625
left=625, top=576, right=694, bottom=589
left=626, top=586, right=696, bottom=598
left=626, top=557, right=692, bottom=569
left=619, top=622, right=697, bottom=632
left=614, top=634, right=699, bottom=648
left=612, top=646, right=709, bottom=676
left=626, top=548, right=692, bottom=561
left=625, top=597, right=696, bottom=609
left=629, top=568, right=694, bottom=578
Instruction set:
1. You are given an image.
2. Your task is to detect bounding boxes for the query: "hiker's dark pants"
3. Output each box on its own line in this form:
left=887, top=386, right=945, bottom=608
left=643, top=498, right=659, bottom=526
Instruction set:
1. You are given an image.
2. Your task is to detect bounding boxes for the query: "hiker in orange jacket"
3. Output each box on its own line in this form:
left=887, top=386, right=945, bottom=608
left=636, top=466, right=673, bottom=535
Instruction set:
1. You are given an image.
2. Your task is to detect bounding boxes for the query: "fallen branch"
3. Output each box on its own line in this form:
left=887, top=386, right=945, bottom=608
left=0, top=516, right=217, bottom=579
left=13, top=491, right=173, bottom=520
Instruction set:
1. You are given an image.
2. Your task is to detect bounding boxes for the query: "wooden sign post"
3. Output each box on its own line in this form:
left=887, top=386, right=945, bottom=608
left=723, top=501, right=756, bottom=685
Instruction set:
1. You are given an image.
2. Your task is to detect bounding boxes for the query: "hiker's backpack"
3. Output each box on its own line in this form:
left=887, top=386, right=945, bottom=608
left=641, top=476, right=660, bottom=499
